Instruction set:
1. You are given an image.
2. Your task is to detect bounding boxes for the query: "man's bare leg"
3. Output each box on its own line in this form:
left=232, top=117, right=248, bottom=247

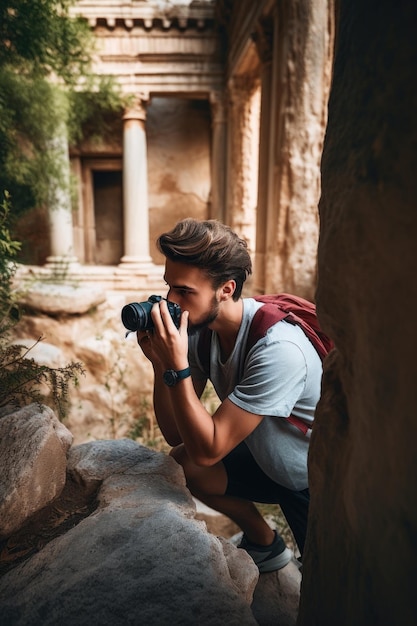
left=170, top=444, right=275, bottom=546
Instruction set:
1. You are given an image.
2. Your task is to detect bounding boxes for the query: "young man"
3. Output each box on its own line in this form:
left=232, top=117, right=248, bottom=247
left=136, top=218, right=322, bottom=572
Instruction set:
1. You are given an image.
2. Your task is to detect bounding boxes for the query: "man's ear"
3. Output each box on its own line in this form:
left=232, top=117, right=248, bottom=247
left=219, top=280, right=236, bottom=301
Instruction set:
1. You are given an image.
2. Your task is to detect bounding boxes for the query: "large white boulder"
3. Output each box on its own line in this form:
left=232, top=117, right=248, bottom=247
left=0, top=438, right=259, bottom=625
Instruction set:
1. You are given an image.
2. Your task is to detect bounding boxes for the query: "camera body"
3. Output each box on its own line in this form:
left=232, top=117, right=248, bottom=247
left=121, top=295, right=181, bottom=332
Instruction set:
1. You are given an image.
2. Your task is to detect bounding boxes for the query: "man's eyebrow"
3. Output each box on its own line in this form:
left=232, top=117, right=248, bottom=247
left=171, top=284, right=197, bottom=291
left=163, top=275, right=197, bottom=291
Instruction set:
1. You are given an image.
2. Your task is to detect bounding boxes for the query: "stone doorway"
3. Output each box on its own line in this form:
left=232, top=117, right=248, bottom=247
left=92, top=170, right=123, bottom=265
left=81, top=158, right=123, bottom=265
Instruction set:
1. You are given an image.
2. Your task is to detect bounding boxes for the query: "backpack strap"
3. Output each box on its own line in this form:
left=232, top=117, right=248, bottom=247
left=196, top=305, right=292, bottom=376
left=196, top=296, right=330, bottom=435
left=286, top=415, right=311, bottom=435
left=246, top=304, right=290, bottom=353
left=251, top=296, right=332, bottom=361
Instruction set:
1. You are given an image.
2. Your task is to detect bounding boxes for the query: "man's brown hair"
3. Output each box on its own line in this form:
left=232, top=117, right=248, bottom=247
left=157, top=218, right=252, bottom=300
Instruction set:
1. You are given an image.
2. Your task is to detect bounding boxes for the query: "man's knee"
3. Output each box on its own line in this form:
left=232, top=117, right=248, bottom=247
left=169, top=444, right=200, bottom=495
left=170, top=444, right=198, bottom=484
left=169, top=444, right=187, bottom=465
left=169, top=444, right=227, bottom=497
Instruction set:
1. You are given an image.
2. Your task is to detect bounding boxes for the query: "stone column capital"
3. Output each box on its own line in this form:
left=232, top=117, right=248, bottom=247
left=227, top=76, right=259, bottom=108
left=123, top=95, right=149, bottom=122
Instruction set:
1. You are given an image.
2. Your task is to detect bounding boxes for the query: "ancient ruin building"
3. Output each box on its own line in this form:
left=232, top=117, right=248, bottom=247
left=19, top=0, right=334, bottom=300
left=5, top=1, right=417, bottom=624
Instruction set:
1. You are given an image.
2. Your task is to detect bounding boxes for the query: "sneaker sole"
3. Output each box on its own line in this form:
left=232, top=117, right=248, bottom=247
left=257, top=547, right=293, bottom=573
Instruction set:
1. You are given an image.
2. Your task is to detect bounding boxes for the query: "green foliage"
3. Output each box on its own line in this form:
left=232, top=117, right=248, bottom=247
left=127, top=396, right=167, bottom=449
left=0, top=1, right=92, bottom=82
left=0, top=192, right=85, bottom=419
left=0, top=71, right=70, bottom=213
left=23, top=257, right=79, bottom=287
left=0, top=192, right=20, bottom=273
left=128, top=416, right=149, bottom=441
left=0, top=191, right=21, bottom=331
left=0, top=0, right=124, bottom=218
left=0, top=339, right=84, bottom=419
left=68, top=77, right=126, bottom=145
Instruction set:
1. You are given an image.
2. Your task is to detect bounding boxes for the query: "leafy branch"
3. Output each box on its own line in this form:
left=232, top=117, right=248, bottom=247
left=0, top=191, right=84, bottom=419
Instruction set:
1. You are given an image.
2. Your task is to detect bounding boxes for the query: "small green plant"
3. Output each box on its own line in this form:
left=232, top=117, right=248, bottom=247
left=129, top=414, right=149, bottom=441
left=0, top=191, right=84, bottom=419
left=0, top=339, right=84, bottom=419
left=127, top=396, right=168, bottom=450
left=31, top=257, right=79, bottom=286
left=0, top=191, right=21, bottom=334
left=103, top=355, right=130, bottom=439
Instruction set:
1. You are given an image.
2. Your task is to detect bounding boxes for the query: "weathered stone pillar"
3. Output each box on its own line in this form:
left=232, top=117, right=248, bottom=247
left=299, top=1, right=417, bottom=624
left=225, top=77, right=260, bottom=258
left=46, top=125, right=78, bottom=269
left=209, top=92, right=227, bottom=222
left=252, top=16, right=274, bottom=295
left=119, top=97, right=152, bottom=268
left=254, top=1, right=333, bottom=299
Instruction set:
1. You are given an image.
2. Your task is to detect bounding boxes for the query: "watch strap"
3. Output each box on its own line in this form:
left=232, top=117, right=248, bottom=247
left=174, top=366, right=191, bottom=381
left=163, top=367, right=191, bottom=387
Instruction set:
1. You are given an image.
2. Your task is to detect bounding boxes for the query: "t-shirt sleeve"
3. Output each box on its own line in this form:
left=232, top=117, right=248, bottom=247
left=228, top=334, right=308, bottom=417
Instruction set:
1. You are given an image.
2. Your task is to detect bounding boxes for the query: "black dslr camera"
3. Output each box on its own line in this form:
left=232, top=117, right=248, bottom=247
left=121, top=295, right=181, bottom=332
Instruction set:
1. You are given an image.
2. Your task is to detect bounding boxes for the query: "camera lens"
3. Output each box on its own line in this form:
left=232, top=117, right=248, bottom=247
left=121, top=302, right=152, bottom=331
left=121, top=296, right=181, bottom=332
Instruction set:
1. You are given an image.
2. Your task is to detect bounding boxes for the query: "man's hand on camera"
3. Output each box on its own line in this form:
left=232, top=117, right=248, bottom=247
left=149, top=299, right=189, bottom=371
left=136, top=330, right=155, bottom=362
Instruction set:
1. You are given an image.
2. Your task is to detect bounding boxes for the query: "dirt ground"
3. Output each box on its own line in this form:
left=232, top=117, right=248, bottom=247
left=0, top=475, right=99, bottom=577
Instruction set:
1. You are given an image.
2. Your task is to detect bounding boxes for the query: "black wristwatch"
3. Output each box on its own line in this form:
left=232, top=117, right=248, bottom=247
left=163, top=367, right=191, bottom=387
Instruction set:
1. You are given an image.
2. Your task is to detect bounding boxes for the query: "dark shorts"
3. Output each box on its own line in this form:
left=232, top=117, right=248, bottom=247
left=222, top=440, right=310, bottom=555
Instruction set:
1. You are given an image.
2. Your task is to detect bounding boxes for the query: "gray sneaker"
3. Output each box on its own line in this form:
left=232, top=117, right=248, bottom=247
left=238, top=530, right=292, bottom=573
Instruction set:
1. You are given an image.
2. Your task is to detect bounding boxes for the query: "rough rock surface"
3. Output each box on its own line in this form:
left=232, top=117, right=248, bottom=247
left=0, top=404, right=304, bottom=625
left=194, top=500, right=302, bottom=626
left=0, top=404, right=73, bottom=538
left=10, top=291, right=155, bottom=446
left=0, top=418, right=259, bottom=625
left=18, top=281, right=106, bottom=315
left=298, top=1, right=417, bottom=625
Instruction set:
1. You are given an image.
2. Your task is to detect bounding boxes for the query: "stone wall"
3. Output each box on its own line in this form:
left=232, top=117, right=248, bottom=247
left=147, top=97, right=212, bottom=264
left=298, top=1, right=417, bottom=624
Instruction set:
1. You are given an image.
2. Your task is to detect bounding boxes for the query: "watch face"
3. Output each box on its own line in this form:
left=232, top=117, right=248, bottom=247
left=163, top=370, right=177, bottom=387
left=163, top=367, right=190, bottom=387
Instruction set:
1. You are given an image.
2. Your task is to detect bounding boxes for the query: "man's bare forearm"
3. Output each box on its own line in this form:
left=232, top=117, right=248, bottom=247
left=152, top=363, right=182, bottom=446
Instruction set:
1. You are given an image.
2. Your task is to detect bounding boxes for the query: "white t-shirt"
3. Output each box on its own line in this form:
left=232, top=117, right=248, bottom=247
left=188, top=297, right=323, bottom=490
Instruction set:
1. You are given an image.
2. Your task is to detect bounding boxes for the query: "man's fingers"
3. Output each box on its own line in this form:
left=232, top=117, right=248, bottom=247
left=158, top=299, right=177, bottom=331
left=180, top=310, right=189, bottom=334
left=137, top=331, right=151, bottom=346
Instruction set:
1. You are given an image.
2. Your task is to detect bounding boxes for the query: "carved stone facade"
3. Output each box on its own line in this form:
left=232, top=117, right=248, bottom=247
left=60, top=0, right=220, bottom=291
left=19, top=0, right=334, bottom=299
